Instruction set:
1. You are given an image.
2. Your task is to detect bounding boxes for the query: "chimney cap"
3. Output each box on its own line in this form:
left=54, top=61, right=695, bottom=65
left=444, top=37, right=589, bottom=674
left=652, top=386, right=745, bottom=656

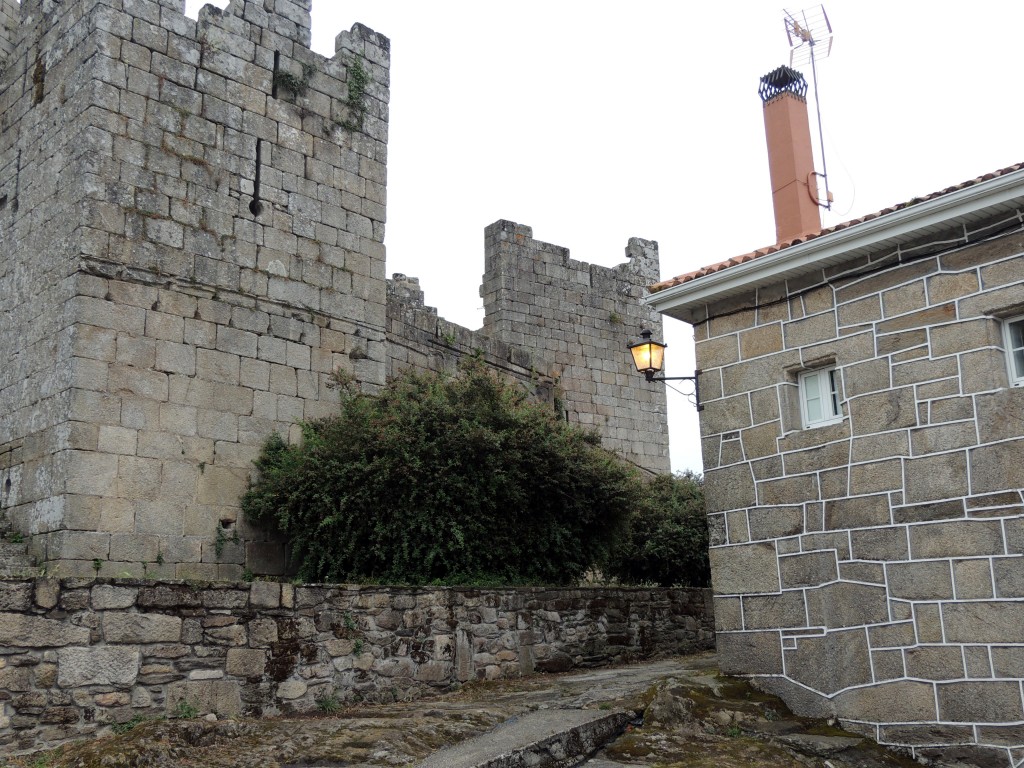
left=758, top=65, right=808, bottom=104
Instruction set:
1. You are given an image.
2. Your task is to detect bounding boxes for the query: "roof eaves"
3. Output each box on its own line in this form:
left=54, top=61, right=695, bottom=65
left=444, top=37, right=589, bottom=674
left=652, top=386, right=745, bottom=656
left=648, top=164, right=1024, bottom=317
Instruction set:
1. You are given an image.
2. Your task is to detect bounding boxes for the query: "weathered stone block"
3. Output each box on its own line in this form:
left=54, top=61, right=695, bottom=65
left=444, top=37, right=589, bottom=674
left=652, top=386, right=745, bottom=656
left=709, top=542, right=780, bottom=595
left=993, top=556, right=1024, bottom=598
left=887, top=561, right=954, bottom=600
left=740, top=421, right=781, bottom=460
left=757, top=474, right=819, bottom=507
left=824, top=495, right=891, bottom=530
left=699, top=394, right=753, bottom=436
left=849, top=526, right=909, bottom=562
left=783, top=311, right=837, bottom=349
left=848, top=388, right=917, bottom=435
left=0, top=583, right=33, bottom=612
left=695, top=334, right=739, bottom=368
left=783, top=439, right=850, bottom=475
left=103, top=613, right=182, bottom=643
left=714, top=597, right=742, bottom=632
left=909, top=519, right=1004, bottom=559
left=868, top=621, right=916, bottom=649
left=806, top=582, right=888, bottom=629
left=905, top=451, right=969, bottom=503
left=0, top=614, right=90, bottom=647
left=739, top=324, right=783, bottom=359
left=57, top=647, right=140, bottom=687
left=91, top=585, right=139, bottom=610
left=742, top=592, right=807, bottom=630
left=849, top=459, right=902, bottom=494
left=717, top=630, right=783, bottom=675
left=747, top=506, right=803, bottom=540
left=871, top=649, right=904, bottom=681
left=931, top=318, right=1001, bottom=357
left=166, top=679, right=242, bottom=717
left=34, top=578, right=60, bottom=610
left=785, top=629, right=872, bottom=695
left=910, top=422, right=978, bottom=456
left=991, top=647, right=1024, bottom=678
left=953, top=558, right=994, bottom=600
left=937, top=681, right=1024, bottom=723
left=226, top=648, right=267, bottom=677
left=904, top=646, right=965, bottom=681
left=779, top=551, right=837, bottom=588
left=800, top=531, right=851, bottom=560
left=703, top=464, right=756, bottom=514
left=914, top=603, right=944, bottom=644
left=878, top=723, right=976, bottom=746
left=834, top=680, right=937, bottom=722
left=250, top=581, right=281, bottom=608
left=838, top=561, right=884, bottom=583
left=970, top=439, right=1024, bottom=494
left=892, top=499, right=964, bottom=524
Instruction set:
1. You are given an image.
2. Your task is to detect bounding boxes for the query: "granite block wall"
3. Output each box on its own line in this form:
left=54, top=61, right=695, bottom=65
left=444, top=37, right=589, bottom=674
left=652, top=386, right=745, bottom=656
left=386, top=272, right=551, bottom=401
left=0, top=576, right=715, bottom=754
left=482, top=221, right=670, bottom=473
left=1, top=0, right=671, bottom=581
left=0, top=0, right=391, bottom=577
left=690, top=212, right=1024, bottom=766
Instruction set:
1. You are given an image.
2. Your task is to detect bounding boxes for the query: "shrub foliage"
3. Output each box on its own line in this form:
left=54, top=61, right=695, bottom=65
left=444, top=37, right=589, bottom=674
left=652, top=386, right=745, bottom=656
left=242, top=360, right=644, bottom=585
left=606, top=471, right=710, bottom=588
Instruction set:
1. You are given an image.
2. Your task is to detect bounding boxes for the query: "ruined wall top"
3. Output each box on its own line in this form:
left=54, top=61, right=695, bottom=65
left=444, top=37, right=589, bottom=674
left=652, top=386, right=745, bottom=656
left=0, top=0, right=389, bottom=81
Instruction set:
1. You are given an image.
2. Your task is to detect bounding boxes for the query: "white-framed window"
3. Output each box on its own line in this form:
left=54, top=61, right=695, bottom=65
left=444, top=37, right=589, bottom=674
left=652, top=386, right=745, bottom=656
left=1005, top=315, right=1024, bottom=386
left=798, top=367, right=843, bottom=428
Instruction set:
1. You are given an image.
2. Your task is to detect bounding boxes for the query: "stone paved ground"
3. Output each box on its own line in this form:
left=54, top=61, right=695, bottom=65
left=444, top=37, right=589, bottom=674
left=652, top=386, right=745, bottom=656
left=0, top=654, right=927, bottom=768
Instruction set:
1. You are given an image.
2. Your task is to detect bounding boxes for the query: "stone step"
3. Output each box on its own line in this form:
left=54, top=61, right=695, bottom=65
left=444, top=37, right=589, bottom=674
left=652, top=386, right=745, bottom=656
left=414, top=709, right=632, bottom=768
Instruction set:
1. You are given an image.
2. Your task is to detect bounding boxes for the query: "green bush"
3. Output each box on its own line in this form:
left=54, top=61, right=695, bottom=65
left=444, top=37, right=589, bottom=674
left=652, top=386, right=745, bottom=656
left=241, top=360, right=642, bottom=585
left=607, top=471, right=710, bottom=588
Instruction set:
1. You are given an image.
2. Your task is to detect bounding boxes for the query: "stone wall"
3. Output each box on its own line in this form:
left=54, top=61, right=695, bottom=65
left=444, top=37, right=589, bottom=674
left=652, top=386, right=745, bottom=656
left=387, top=222, right=670, bottom=450
left=482, top=221, right=670, bottom=473
left=690, top=213, right=1024, bottom=765
left=0, top=0, right=16, bottom=67
left=0, top=0, right=671, bottom=579
left=0, top=0, right=391, bottom=578
left=386, top=272, right=551, bottom=401
left=0, top=577, right=714, bottom=754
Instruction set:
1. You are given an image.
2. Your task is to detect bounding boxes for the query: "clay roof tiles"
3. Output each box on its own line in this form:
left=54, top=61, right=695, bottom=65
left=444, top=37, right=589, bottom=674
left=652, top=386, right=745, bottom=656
left=649, top=161, right=1024, bottom=294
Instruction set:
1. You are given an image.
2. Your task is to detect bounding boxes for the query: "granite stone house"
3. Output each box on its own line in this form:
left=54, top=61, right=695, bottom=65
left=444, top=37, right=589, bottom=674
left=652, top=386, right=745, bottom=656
left=648, top=66, right=1024, bottom=765
left=0, top=0, right=667, bottom=578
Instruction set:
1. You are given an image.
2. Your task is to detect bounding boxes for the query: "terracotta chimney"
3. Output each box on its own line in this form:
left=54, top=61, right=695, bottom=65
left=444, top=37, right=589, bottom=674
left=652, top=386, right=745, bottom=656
left=759, top=66, right=822, bottom=243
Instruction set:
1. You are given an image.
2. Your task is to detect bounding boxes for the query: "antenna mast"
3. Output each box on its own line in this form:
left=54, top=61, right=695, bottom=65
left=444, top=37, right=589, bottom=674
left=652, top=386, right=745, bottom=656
left=784, top=5, right=833, bottom=210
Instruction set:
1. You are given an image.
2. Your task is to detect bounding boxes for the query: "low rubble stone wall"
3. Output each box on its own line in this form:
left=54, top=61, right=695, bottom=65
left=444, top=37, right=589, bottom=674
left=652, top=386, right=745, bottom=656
left=0, top=577, right=714, bottom=753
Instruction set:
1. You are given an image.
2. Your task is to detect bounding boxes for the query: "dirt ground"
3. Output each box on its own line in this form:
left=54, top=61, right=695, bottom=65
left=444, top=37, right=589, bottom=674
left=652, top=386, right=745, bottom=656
left=1, top=654, right=926, bottom=768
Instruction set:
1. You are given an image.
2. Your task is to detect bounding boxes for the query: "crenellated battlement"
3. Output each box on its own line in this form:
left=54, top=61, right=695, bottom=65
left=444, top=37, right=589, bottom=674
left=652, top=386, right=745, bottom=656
left=479, top=221, right=670, bottom=472
left=0, top=0, right=392, bottom=579
left=0, top=0, right=668, bottom=588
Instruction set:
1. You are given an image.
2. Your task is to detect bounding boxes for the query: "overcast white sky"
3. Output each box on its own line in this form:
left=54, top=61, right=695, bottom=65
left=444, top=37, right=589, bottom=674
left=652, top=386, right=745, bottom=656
left=188, top=1, right=1024, bottom=473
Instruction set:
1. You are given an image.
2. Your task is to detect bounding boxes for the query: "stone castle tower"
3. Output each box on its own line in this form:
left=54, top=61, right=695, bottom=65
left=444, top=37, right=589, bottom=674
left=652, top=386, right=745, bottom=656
left=0, top=0, right=667, bottom=578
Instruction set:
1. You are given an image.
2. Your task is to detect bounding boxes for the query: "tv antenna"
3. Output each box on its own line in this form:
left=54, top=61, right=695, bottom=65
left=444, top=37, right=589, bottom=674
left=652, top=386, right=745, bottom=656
left=784, top=5, right=833, bottom=209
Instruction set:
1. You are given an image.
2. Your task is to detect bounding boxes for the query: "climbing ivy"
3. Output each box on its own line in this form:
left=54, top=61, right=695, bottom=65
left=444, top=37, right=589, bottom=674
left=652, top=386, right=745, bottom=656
left=338, top=58, right=370, bottom=131
left=273, top=63, right=316, bottom=99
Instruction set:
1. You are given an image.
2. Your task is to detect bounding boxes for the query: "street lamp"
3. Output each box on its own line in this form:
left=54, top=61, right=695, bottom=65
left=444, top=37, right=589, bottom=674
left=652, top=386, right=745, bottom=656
left=628, top=329, right=703, bottom=411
